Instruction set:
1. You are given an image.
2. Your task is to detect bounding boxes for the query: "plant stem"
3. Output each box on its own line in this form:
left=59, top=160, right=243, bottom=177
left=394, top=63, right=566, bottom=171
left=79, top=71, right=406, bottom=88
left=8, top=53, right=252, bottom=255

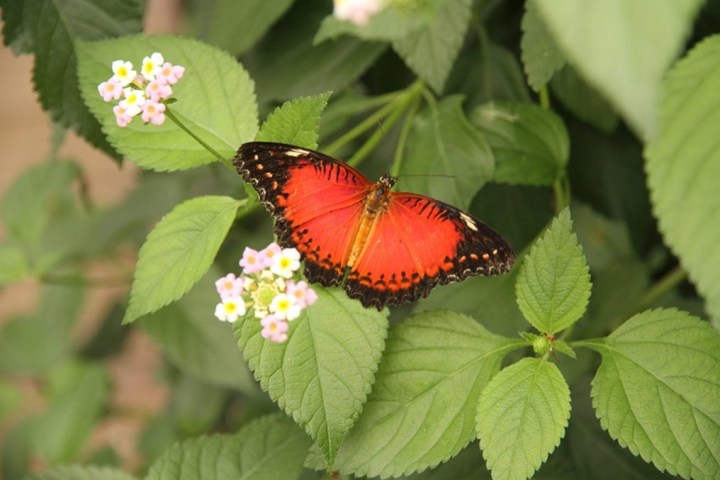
left=324, top=80, right=424, bottom=162
left=390, top=95, right=422, bottom=178
left=553, top=175, right=570, bottom=213
left=165, top=106, right=230, bottom=167
left=634, top=265, right=688, bottom=314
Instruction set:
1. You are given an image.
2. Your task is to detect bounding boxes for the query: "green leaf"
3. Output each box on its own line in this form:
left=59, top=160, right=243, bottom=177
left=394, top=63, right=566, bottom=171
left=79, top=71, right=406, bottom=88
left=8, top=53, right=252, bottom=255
left=477, top=358, right=571, bottom=480
left=77, top=36, right=258, bottom=171
left=256, top=92, right=332, bottom=149
left=516, top=208, right=591, bottom=333
left=416, top=270, right=527, bottom=338
left=0, top=241, right=28, bottom=285
left=24, top=0, right=143, bottom=157
left=26, top=465, right=136, bottom=480
left=0, top=381, right=22, bottom=423
left=399, top=96, right=493, bottom=210
left=315, top=1, right=436, bottom=42
left=146, top=413, right=311, bottom=480
left=550, top=65, right=619, bottom=132
left=0, top=0, right=32, bottom=53
left=392, top=0, right=471, bottom=93
left=123, top=196, right=241, bottom=324
left=169, top=374, right=229, bottom=436
left=1, top=161, right=81, bottom=245
left=333, top=310, right=515, bottom=478
left=471, top=102, right=569, bottom=186
left=235, top=286, right=388, bottom=467
left=187, top=0, right=294, bottom=56
left=567, top=377, right=678, bottom=480
left=245, top=2, right=385, bottom=102
left=140, top=269, right=256, bottom=393
left=520, top=0, right=566, bottom=91
left=646, top=36, right=720, bottom=327
left=234, top=413, right=313, bottom=479
left=33, top=362, right=110, bottom=463
left=534, top=0, right=704, bottom=140
left=589, top=308, right=720, bottom=479
left=0, top=285, right=84, bottom=375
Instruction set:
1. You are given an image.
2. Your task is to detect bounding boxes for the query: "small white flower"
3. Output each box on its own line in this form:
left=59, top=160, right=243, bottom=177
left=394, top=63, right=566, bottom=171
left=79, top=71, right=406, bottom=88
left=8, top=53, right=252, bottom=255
left=214, top=297, right=246, bottom=322
left=269, top=293, right=302, bottom=321
left=271, top=248, right=302, bottom=279
left=121, top=88, right=146, bottom=116
left=111, top=60, right=137, bottom=87
left=141, top=52, right=164, bottom=80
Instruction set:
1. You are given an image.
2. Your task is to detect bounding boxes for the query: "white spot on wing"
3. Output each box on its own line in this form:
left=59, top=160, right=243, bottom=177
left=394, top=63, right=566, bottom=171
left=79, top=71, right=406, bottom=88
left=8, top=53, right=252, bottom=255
left=460, top=213, right=478, bottom=231
left=287, top=148, right=308, bottom=157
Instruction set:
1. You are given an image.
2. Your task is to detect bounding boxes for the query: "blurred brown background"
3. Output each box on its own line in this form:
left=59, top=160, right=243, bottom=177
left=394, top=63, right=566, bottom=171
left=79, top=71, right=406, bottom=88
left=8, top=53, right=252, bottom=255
left=0, top=0, right=186, bottom=471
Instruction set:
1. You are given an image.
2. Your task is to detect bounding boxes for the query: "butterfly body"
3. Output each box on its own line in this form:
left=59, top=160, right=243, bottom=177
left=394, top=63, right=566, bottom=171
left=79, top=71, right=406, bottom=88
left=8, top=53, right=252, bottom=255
left=235, top=142, right=515, bottom=309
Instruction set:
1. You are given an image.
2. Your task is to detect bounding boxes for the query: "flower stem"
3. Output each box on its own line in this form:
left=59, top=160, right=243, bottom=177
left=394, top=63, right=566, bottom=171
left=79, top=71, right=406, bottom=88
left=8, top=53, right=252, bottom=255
left=165, top=106, right=231, bottom=167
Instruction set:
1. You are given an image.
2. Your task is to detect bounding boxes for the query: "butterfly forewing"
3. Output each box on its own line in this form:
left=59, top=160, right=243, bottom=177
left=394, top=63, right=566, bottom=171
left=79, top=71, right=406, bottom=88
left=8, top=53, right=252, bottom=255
left=235, top=142, right=371, bottom=285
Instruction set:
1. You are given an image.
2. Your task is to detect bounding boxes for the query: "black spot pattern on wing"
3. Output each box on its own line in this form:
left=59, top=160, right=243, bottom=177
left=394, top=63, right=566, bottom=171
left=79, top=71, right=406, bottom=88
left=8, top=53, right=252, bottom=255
left=344, top=197, right=515, bottom=309
left=234, top=142, right=357, bottom=286
left=234, top=142, right=516, bottom=310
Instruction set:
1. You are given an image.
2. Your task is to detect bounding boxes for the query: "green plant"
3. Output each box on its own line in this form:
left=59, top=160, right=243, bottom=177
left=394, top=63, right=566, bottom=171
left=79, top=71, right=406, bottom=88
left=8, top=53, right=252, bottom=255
left=1, top=1, right=719, bottom=479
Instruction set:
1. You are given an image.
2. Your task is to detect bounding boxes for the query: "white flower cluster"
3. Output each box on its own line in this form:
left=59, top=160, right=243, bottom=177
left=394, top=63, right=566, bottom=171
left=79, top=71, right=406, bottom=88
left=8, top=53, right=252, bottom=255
left=214, top=242, right=317, bottom=343
left=97, top=52, right=185, bottom=127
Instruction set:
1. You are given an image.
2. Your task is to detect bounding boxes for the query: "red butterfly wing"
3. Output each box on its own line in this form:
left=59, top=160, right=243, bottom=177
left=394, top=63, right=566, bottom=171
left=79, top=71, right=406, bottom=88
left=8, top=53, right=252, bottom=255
left=346, top=192, right=515, bottom=308
left=235, top=142, right=515, bottom=309
left=235, top=142, right=370, bottom=285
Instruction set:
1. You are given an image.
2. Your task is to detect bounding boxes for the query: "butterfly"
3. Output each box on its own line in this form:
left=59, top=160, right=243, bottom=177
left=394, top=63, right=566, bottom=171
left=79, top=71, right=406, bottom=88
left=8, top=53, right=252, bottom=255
left=234, top=142, right=515, bottom=309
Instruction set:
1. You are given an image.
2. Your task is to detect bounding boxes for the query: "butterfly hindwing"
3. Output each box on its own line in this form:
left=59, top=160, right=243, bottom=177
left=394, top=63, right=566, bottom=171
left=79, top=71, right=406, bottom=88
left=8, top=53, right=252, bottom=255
left=346, top=193, right=515, bottom=308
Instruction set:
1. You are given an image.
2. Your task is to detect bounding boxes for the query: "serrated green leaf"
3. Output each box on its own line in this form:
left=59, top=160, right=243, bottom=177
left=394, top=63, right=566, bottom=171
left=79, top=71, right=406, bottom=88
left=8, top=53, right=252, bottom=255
left=0, top=0, right=32, bottom=53
left=256, top=92, right=332, bottom=149
left=392, top=0, right=471, bottom=93
left=399, top=96, right=493, bottom=210
left=24, top=0, right=143, bottom=157
left=477, top=358, right=571, bottom=480
left=567, top=377, right=678, bottom=480
left=550, top=65, right=619, bottom=132
left=534, top=0, right=704, bottom=140
left=234, top=413, right=313, bottom=480
left=471, top=102, right=568, bottom=186
left=123, top=196, right=241, bottom=324
left=26, top=465, right=136, bottom=480
left=140, top=269, right=256, bottom=393
left=520, top=0, right=566, bottom=91
left=588, top=308, right=720, bottom=479
left=245, top=2, right=385, bottom=102
left=77, top=36, right=258, bottom=170
left=447, top=44, right=531, bottom=108
left=33, top=362, right=109, bottom=463
left=646, top=36, right=720, bottom=328
left=187, top=0, right=294, bottom=56
left=333, top=310, right=515, bottom=478
left=235, top=286, right=387, bottom=467
left=516, top=208, right=591, bottom=333
left=146, top=413, right=311, bottom=480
